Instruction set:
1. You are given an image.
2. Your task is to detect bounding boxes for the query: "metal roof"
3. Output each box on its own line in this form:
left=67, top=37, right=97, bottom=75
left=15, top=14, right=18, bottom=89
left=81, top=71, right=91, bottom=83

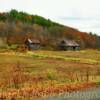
left=60, top=40, right=79, bottom=47
left=27, top=39, right=40, bottom=44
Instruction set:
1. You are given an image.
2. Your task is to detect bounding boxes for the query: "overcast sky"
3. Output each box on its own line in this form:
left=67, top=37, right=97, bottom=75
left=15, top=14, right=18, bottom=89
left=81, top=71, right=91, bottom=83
left=0, top=0, right=100, bottom=35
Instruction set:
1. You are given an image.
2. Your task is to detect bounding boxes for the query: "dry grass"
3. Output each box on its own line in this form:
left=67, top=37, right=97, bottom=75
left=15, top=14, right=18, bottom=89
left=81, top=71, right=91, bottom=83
left=0, top=50, right=99, bottom=99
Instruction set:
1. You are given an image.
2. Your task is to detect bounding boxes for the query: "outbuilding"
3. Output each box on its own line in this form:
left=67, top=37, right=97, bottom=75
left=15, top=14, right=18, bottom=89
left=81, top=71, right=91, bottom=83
left=25, top=38, right=40, bottom=50
left=59, top=40, right=80, bottom=51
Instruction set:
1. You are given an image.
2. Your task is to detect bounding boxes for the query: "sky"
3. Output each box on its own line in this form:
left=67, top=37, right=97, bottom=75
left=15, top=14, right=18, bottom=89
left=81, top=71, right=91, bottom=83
left=0, top=0, right=100, bottom=35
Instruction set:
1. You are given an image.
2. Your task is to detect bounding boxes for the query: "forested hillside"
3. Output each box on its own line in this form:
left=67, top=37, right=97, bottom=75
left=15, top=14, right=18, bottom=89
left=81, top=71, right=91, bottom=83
left=0, top=9, right=100, bottom=49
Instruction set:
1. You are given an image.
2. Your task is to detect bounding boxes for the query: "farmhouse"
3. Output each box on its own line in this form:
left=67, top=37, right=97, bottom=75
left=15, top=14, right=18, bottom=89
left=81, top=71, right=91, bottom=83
left=59, top=40, right=80, bottom=51
left=25, top=38, right=40, bottom=50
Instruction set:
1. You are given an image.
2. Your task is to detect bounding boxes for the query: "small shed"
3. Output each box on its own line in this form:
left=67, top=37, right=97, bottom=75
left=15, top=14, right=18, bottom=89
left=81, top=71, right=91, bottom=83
left=59, top=40, right=80, bottom=51
left=25, top=39, right=40, bottom=50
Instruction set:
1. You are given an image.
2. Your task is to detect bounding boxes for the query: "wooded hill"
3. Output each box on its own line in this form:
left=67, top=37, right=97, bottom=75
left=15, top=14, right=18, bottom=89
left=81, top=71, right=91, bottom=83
left=0, top=9, right=100, bottom=49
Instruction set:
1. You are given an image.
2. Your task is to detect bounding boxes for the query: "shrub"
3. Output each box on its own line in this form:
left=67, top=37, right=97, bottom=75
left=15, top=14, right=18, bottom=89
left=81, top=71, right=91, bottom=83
left=8, top=44, right=18, bottom=50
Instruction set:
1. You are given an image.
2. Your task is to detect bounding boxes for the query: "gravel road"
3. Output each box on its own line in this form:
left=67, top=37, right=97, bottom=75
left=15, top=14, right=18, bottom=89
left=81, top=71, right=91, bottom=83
left=39, top=87, right=100, bottom=100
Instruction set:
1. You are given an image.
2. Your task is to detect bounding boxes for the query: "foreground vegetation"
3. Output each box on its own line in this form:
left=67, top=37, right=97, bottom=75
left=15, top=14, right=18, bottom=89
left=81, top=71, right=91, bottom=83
left=0, top=50, right=99, bottom=99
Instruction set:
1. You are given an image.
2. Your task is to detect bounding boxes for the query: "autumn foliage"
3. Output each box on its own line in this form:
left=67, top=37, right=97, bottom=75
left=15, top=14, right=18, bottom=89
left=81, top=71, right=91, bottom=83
left=0, top=9, right=100, bottom=49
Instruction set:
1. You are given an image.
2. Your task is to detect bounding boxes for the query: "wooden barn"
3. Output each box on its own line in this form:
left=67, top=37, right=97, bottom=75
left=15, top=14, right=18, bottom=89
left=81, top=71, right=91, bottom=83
left=59, top=40, right=80, bottom=51
left=25, top=39, right=40, bottom=50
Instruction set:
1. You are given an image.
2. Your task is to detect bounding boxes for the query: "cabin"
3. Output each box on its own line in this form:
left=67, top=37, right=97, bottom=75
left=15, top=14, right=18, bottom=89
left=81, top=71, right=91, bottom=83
left=59, top=40, right=80, bottom=51
left=25, top=39, right=40, bottom=50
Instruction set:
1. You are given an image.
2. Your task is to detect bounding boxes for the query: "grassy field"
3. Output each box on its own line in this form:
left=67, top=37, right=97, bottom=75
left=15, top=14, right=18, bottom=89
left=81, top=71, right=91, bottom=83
left=0, top=50, right=100, bottom=99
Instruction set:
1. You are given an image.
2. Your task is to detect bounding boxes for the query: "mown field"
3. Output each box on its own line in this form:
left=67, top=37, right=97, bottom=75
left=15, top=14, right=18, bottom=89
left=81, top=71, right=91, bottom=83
left=0, top=50, right=100, bottom=99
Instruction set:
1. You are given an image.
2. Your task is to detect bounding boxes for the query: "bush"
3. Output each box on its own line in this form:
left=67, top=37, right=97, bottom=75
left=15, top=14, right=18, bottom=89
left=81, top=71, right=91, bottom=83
left=8, top=44, right=18, bottom=50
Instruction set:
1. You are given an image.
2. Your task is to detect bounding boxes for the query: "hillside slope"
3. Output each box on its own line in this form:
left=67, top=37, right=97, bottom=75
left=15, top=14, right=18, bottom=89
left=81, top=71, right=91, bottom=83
left=0, top=9, right=100, bottom=49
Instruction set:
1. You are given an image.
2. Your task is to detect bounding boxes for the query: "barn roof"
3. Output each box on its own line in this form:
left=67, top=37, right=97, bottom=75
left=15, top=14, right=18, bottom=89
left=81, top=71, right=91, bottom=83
left=60, top=40, right=80, bottom=47
left=27, top=39, right=40, bottom=44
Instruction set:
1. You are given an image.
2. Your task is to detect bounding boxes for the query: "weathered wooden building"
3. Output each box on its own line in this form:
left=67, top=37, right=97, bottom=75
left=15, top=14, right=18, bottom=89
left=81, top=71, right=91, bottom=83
left=59, top=40, right=80, bottom=51
left=25, top=39, right=40, bottom=50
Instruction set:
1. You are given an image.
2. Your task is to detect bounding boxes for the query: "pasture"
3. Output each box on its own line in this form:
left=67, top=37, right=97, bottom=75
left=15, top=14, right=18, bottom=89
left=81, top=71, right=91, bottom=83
left=0, top=50, right=100, bottom=99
